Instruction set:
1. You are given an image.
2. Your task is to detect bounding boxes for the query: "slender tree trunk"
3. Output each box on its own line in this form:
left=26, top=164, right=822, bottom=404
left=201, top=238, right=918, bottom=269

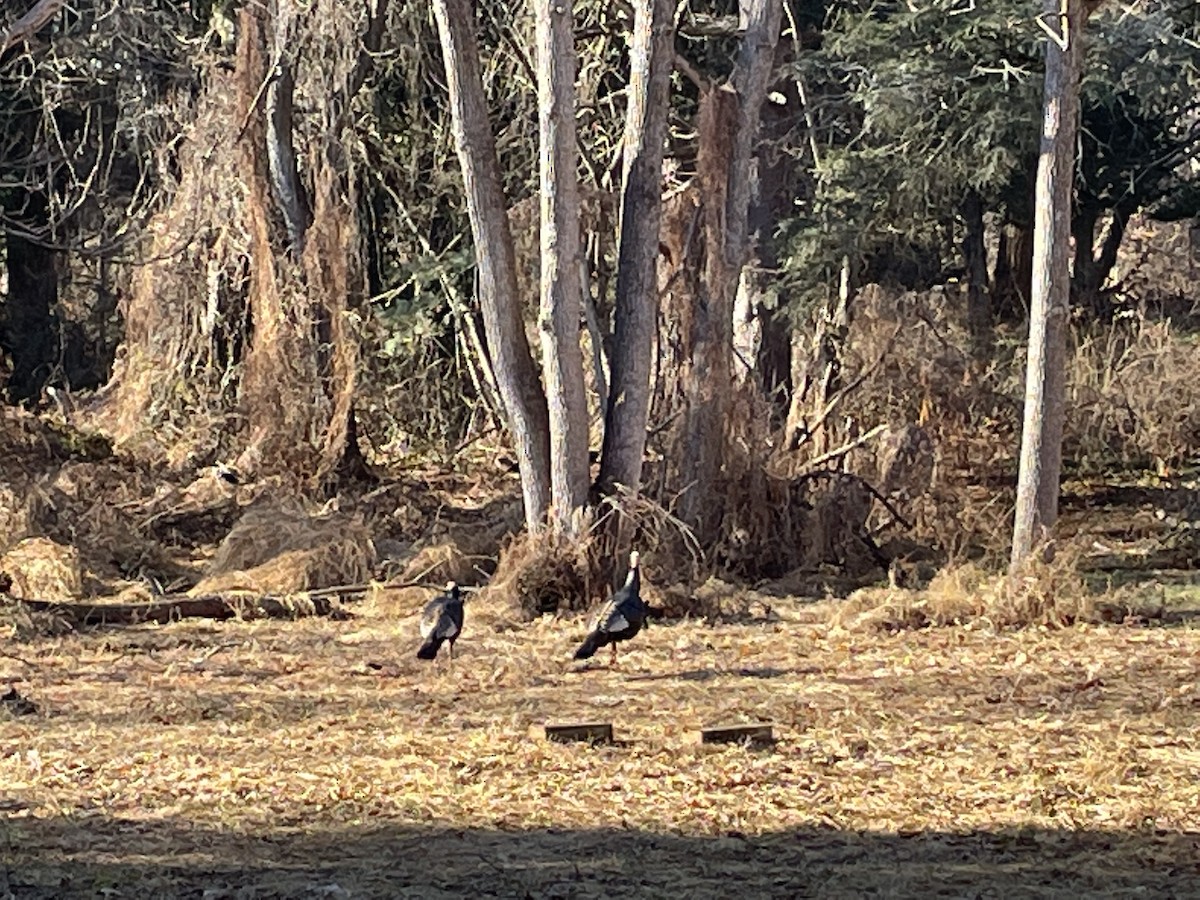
left=433, top=0, right=552, bottom=530
left=597, top=0, right=675, bottom=504
left=993, top=222, right=1035, bottom=321
left=725, top=0, right=783, bottom=276
left=534, top=0, right=590, bottom=535
left=960, top=192, right=988, bottom=357
left=962, top=190, right=992, bottom=357
left=1011, top=0, right=1092, bottom=571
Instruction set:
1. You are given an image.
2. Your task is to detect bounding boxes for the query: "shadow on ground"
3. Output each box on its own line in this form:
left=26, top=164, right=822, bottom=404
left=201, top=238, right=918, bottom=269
left=3, top=815, right=1196, bottom=899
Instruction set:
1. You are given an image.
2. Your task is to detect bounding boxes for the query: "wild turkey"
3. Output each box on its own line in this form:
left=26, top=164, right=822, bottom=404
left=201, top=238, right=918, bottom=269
left=417, top=581, right=464, bottom=667
left=574, top=550, right=646, bottom=665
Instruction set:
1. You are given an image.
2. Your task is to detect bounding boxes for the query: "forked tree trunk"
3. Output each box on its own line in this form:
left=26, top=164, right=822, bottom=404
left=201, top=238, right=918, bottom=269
left=1011, top=0, right=1096, bottom=571
left=433, top=0, right=552, bottom=530
left=534, top=0, right=590, bottom=536
left=1072, top=199, right=1134, bottom=319
left=597, top=0, right=675, bottom=506
left=225, top=0, right=372, bottom=483
left=993, top=222, right=1035, bottom=321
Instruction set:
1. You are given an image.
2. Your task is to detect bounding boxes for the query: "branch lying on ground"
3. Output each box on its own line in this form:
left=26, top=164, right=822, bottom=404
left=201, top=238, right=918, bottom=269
left=1, top=589, right=360, bottom=628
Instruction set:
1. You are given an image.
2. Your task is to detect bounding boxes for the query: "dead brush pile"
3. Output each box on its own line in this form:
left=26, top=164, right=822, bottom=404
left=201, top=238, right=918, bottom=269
left=483, top=532, right=595, bottom=622
left=832, top=546, right=1159, bottom=633
left=1066, top=315, right=1200, bottom=471
left=190, top=498, right=375, bottom=595
left=817, top=281, right=1200, bottom=562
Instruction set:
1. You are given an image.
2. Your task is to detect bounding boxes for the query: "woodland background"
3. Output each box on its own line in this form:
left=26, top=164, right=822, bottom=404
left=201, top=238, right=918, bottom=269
left=3, top=4, right=1200, bottom=897
left=0, top=0, right=1198, bottom=614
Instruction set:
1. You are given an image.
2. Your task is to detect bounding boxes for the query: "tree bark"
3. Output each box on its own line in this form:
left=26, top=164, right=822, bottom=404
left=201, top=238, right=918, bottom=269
left=266, top=1, right=311, bottom=255
left=1011, top=0, right=1092, bottom=572
left=993, top=222, right=1034, bottom=321
left=0, top=0, right=65, bottom=56
left=597, top=0, right=675, bottom=504
left=534, top=0, right=590, bottom=535
left=676, top=0, right=783, bottom=545
left=1073, top=200, right=1133, bottom=319
left=962, top=190, right=993, bottom=357
left=433, top=0, right=552, bottom=530
left=725, top=0, right=784, bottom=277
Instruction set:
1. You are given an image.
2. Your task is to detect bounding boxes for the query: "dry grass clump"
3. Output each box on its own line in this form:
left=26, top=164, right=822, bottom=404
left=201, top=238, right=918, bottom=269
left=485, top=532, right=594, bottom=620
left=809, top=274, right=1200, bottom=561
left=0, top=481, right=41, bottom=551
left=1067, top=316, right=1200, bottom=470
left=0, top=536, right=84, bottom=602
left=190, top=499, right=374, bottom=595
left=654, top=577, right=775, bottom=623
left=833, top=549, right=1156, bottom=633
left=0, top=603, right=75, bottom=641
left=391, top=541, right=477, bottom=588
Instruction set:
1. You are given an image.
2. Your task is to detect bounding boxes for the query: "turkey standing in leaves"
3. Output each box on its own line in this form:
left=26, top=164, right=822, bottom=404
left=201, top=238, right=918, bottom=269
left=574, top=550, right=646, bottom=665
left=417, top=581, right=464, bottom=667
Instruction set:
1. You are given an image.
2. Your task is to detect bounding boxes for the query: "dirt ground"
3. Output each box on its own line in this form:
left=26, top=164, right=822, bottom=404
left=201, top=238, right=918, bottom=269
left=3, top=591, right=1199, bottom=899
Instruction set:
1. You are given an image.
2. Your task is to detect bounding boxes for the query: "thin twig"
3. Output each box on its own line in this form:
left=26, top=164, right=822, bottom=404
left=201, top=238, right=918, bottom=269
left=797, top=423, right=887, bottom=473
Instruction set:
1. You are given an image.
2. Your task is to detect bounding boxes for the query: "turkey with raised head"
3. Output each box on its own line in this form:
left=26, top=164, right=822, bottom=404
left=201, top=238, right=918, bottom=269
left=417, top=581, right=464, bottom=667
left=574, top=550, right=646, bottom=666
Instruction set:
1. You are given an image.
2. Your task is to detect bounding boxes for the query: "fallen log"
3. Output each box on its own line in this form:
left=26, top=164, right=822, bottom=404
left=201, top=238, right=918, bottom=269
left=1, top=590, right=353, bottom=627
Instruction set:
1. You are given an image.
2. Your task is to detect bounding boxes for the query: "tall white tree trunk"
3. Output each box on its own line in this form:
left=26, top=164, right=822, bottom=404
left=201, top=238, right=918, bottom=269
left=433, top=0, right=552, bottom=531
left=535, top=0, right=590, bottom=535
left=1010, top=0, right=1094, bottom=571
left=597, top=0, right=675, bottom=503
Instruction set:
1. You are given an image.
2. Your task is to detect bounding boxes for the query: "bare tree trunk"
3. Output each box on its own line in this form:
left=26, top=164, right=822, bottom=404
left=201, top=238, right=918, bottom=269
left=676, top=88, right=737, bottom=543
left=1011, top=0, right=1094, bottom=571
left=266, top=0, right=311, bottom=255
left=433, top=0, right=552, bottom=530
left=597, top=0, right=675, bottom=505
left=993, top=222, right=1034, bottom=321
left=534, top=0, right=590, bottom=535
left=962, top=190, right=992, bottom=357
left=725, top=0, right=784, bottom=277
left=784, top=256, right=851, bottom=454
left=224, top=0, right=372, bottom=484
left=1073, top=200, right=1133, bottom=319
left=676, top=0, right=783, bottom=545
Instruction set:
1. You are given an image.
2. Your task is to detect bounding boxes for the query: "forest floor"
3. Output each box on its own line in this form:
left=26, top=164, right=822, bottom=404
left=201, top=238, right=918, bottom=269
left=3, top=584, right=1199, bottom=898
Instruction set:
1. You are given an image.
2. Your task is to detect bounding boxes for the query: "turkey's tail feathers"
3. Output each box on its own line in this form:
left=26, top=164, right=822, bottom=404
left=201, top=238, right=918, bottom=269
left=573, top=630, right=602, bottom=660
left=417, top=636, right=444, bottom=660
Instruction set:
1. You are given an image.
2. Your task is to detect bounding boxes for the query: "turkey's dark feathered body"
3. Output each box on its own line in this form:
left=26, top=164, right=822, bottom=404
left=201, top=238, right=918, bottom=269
left=574, top=558, right=645, bottom=661
left=417, top=584, right=463, bottom=661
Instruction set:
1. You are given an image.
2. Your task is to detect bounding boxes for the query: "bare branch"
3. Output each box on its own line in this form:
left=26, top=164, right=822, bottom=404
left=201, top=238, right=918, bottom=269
left=1, top=0, right=65, bottom=56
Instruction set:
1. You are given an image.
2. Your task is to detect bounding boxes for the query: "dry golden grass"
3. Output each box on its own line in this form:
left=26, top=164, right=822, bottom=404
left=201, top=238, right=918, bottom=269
left=486, top=531, right=595, bottom=620
left=190, top=500, right=375, bottom=595
left=831, top=549, right=1159, bottom=633
left=0, top=536, right=84, bottom=602
left=2, top=593, right=1197, bottom=898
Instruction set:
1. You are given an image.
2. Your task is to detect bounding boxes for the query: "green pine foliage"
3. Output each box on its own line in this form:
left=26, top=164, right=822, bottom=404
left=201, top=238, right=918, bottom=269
left=778, top=0, right=1200, bottom=313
